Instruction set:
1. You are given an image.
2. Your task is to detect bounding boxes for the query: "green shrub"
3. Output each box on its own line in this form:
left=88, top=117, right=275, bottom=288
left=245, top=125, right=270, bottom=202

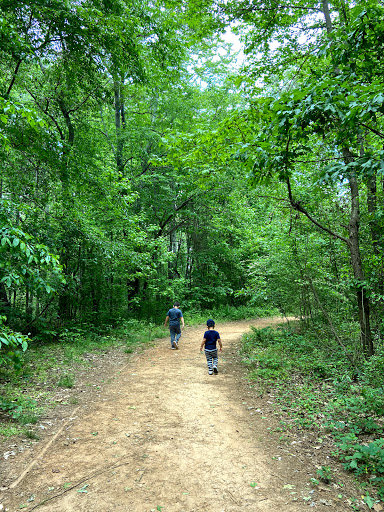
left=57, top=374, right=75, bottom=388
left=241, top=322, right=384, bottom=501
left=336, top=435, right=384, bottom=498
left=0, top=315, right=29, bottom=371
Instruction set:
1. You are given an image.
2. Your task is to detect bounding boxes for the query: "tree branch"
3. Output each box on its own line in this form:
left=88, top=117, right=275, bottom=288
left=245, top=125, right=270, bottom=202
left=7, top=59, right=23, bottom=96
left=26, top=88, right=64, bottom=140
left=359, top=123, right=384, bottom=139
left=286, top=176, right=349, bottom=245
left=238, top=5, right=323, bottom=13
left=157, top=194, right=197, bottom=237
left=67, top=91, right=94, bottom=114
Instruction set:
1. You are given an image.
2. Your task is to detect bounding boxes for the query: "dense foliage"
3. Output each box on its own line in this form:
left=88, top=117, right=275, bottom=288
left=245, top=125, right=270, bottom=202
left=1, top=1, right=384, bottom=369
left=3, top=2, right=384, bottom=504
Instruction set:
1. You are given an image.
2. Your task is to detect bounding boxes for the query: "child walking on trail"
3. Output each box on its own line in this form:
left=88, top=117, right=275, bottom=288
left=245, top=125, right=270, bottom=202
left=200, top=319, right=222, bottom=375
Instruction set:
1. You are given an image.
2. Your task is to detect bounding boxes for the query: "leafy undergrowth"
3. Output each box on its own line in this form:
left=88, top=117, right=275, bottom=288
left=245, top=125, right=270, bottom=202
left=186, top=305, right=281, bottom=325
left=0, top=319, right=165, bottom=438
left=241, top=322, right=384, bottom=510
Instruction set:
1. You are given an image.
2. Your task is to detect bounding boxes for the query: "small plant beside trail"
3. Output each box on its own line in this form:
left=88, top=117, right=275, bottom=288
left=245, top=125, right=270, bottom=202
left=57, top=374, right=75, bottom=388
left=0, top=315, right=29, bottom=371
left=241, top=323, right=384, bottom=503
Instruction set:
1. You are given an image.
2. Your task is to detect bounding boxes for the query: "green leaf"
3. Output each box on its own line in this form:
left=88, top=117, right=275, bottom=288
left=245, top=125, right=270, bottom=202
left=363, top=494, right=375, bottom=509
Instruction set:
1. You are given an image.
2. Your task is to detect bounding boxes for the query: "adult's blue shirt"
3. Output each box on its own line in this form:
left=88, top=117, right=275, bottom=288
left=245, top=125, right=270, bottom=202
left=167, top=308, right=183, bottom=326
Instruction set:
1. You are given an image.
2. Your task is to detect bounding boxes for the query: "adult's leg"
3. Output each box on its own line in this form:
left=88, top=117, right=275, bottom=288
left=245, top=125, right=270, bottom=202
left=175, top=324, right=182, bottom=343
left=170, top=327, right=176, bottom=348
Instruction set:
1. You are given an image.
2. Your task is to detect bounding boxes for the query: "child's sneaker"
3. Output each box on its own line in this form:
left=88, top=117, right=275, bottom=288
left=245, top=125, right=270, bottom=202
left=213, top=367, right=218, bottom=374
left=208, top=371, right=213, bottom=375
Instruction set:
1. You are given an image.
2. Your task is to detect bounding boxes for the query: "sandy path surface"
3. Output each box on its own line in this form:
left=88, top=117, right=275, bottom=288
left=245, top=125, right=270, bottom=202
left=1, top=318, right=351, bottom=511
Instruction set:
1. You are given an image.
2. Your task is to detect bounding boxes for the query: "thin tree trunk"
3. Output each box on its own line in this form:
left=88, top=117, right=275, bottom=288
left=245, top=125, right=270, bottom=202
left=0, top=283, right=10, bottom=312
left=343, top=148, right=374, bottom=356
left=322, top=0, right=333, bottom=34
left=114, top=81, right=124, bottom=175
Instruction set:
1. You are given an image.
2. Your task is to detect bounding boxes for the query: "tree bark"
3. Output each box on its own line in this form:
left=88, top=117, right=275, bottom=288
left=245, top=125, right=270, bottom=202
left=342, top=148, right=374, bottom=356
left=0, top=283, right=10, bottom=313
left=322, top=0, right=333, bottom=34
left=114, top=81, right=124, bottom=175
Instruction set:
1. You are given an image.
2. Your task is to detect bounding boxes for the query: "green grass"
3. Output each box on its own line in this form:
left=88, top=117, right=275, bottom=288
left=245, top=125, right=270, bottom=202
left=57, top=374, right=75, bottom=388
left=0, top=423, right=25, bottom=437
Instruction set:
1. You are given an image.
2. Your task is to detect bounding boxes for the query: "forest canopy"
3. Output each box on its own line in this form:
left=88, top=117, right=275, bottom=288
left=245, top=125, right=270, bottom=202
left=1, top=0, right=384, bottom=364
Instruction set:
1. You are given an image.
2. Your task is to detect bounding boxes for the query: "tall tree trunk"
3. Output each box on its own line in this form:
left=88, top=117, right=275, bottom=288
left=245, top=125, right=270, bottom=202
left=57, top=97, right=75, bottom=321
left=0, top=283, right=10, bottom=313
left=168, top=224, right=180, bottom=279
left=320, top=3, right=373, bottom=355
left=286, top=164, right=374, bottom=356
left=343, top=148, right=374, bottom=356
left=322, top=0, right=333, bottom=34
left=114, top=81, right=124, bottom=175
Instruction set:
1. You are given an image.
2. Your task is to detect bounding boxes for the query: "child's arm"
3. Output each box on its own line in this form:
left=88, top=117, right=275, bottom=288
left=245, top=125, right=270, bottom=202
left=200, top=338, right=206, bottom=351
left=218, top=337, right=223, bottom=352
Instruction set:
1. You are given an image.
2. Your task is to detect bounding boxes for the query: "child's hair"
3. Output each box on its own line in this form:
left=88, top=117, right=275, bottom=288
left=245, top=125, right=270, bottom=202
left=206, top=319, right=215, bottom=327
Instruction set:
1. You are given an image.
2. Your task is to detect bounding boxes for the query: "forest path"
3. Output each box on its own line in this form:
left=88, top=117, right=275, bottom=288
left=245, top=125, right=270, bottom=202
left=1, top=318, right=350, bottom=511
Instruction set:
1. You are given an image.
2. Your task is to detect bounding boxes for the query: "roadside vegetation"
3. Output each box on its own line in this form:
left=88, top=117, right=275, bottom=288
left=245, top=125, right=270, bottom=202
left=241, top=321, right=384, bottom=509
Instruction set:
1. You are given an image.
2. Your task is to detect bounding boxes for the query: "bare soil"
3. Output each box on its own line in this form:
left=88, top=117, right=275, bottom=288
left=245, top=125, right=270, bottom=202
left=0, top=318, right=359, bottom=511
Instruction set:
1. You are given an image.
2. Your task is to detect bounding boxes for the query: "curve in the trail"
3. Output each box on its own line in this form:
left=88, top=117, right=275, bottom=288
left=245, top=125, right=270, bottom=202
left=2, top=318, right=350, bottom=512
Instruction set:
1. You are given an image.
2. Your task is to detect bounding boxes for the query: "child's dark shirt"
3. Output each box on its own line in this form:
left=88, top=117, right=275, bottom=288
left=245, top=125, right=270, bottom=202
left=203, top=329, right=220, bottom=350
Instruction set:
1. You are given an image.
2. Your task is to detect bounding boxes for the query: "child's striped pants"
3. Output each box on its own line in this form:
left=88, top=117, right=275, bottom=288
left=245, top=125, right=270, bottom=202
left=204, top=349, right=218, bottom=374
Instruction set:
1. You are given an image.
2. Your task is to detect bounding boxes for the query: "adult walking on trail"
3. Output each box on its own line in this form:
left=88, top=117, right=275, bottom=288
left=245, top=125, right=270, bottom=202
left=164, top=301, right=184, bottom=350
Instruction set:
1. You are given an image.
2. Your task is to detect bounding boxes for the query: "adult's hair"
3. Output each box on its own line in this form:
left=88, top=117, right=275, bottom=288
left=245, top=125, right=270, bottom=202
left=173, top=302, right=180, bottom=307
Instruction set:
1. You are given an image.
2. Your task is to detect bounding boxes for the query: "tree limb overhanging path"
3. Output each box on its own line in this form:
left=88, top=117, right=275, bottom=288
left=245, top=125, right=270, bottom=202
left=1, top=319, right=351, bottom=511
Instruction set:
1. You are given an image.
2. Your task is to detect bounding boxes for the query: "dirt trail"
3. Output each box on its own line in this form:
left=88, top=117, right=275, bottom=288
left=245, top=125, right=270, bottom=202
left=1, top=318, right=351, bottom=511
